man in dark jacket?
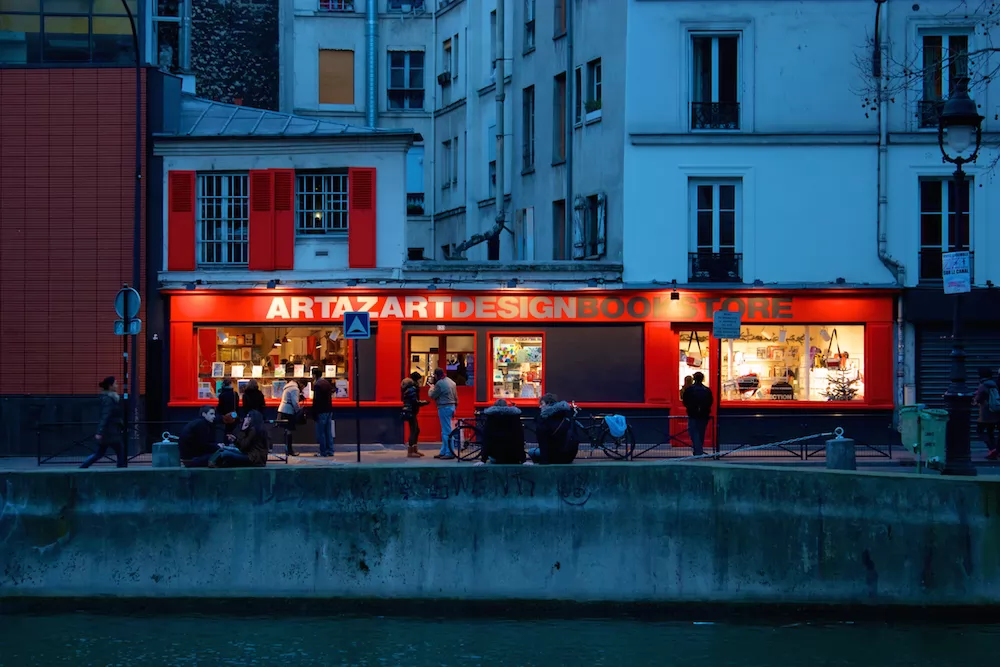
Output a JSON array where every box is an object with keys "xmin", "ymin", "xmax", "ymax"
[
  {"xmin": 216, "ymin": 379, "xmax": 240, "ymax": 437},
  {"xmin": 478, "ymin": 399, "xmax": 527, "ymax": 465},
  {"xmin": 682, "ymin": 371, "xmax": 713, "ymax": 456},
  {"xmin": 529, "ymin": 393, "xmax": 579, "ymax": 464},
  {"xmin": 180, "ymin": 406, "xmax": 222, "ymax": 467},
  {"xmin": 311, "ymin": 368, "xmax": 336, "ymax": 457},
  {"xmin": 974, "ymin": 366, "xmax": 1000, "ymax": 459}
]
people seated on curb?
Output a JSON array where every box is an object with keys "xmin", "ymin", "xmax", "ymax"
[
  {"xmin": 211, "ymin": 410, "xmax": 270, "ymax": 468},
  {"xmin": 528, "ymin": 393, "xmax": 579, "ymax": 464},
  {"xmin": 179, "ymin": 405, "xmax": 223, "ymax": 468},
  {"xmin": 475, "ymin": 399, "xmax": 528, "ymax": 466}
]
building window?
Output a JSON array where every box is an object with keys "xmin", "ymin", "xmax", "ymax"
[
  {"xmin": 197, "ymin": 173, "xmax": 249, "ymax": 266},
  {"xmin": 586, "ymin": 58, "xmax": 602, "ymax": 117},
  {"xmin": 920, "ymin": 34, "xmax": 969, "ymax": 128},
  {"xmin": 295, "ymin": 171, "xmax": 349, "ymax": 235},
  {"xmin": 919, "ymin": 177, "xmax": 972, "ymax": 281},
  {"xmin": 406, "ymin": 146, "xmax": 425, "ymax": 215},
  {"xmin": 318, "ymin": 49, "xmax": 354, "ymax": 105},
  {"xmin": 553, "ymin": 72, "xmax": 567, "ymax": 162},
  {"xmin": 574, "ymin": 66, "xmax": 583, "ymax": 124},
  {"xmin": 514, "ymin": 207, "xmax": 535, "ymax": 260},
  {"xmin": 489, "ymin": 10, "xmax": 497, "ymax": 77},
  {"xmin": 691, "ymin": 34, "xmax": 740, "ymax": 130},
  {"xmin": 524, "ymin": 0, "xmax": 535, "ymax": 51},
  {"xmin": 553, "ymin": 199, "xmax": 567, "ymax": 260},
  {"xmin": 195, "ymin": 326, "xmax": 352, "ymax": 402},
  {"xmin": 318, "ymin": 0, "xmax": 354, "ymax": 11},
  {"xmin": 387, "ymin": 0, "xmax": 424, "ymax": 11},
  {"xmin": 441, "ymin": 139, "xmax": 453, "ymax": 189},
  {"xmin": 492, "ymin": 336, "xmax": 543, "ymax": 399},
  {"xmin": 487, "ymin": 123, "xmax": 497, "ymax": 198},
  {"xmin": 584, "ymin": 194, "xmax": 603, "ymax": 258},
  {"xmin": 388, "ymin": 50, "xmax": 424, "ymax": 110},
  {"xmin": 408, "ymin": 334, "xmax": 475, "ymax": 387},
  {"xmin": 522, "ymin": 85, "xmax": 535, "ymax": 171},
  {"xmin": 689, "ymin": 179, "xmax": 742, "ymax": 282},
  {"xmin": 0, "ymin": 0, "xmax": 137, "ymax": 65},
  {"xmin": 719, "ymin": 325, "xmax": 866, "ymax": 402},
  {"xmin": 554, "ymin": 0, "xmax": 566, "ymax": 38}
]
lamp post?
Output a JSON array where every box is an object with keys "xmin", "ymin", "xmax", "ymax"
[{"xmin": 937, "ymin": 82, "xmax": 983, "ymax": 477}]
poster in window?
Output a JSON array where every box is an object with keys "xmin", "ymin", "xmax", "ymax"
[
  {"xmin": 274, "ymin": 366, "xmax": 285, "ymax": 378},
  {"xmin": 325, "ymin": 365, "xmax": 337, "ymax": 378},
  {"xmin": 335, "ymin": 379, "xmax": 350, "ymax": 398},
  {"xmin": 294, "ymin": 364, "xmax": 305, "ymax": 377},
  {"xmin": 231, "ymin": 364, "xmax": 246, "ymax": 378},
  {"xmin": 251, "ymin": 365, "xmax": 263, "ymax": 378},
  {"xmin": 211, "ymin": 362, "xmax": 225, "ymax": 378}
]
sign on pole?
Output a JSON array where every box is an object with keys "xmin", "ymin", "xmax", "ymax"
[
  {"xmin": 114, "ymin": 319, "xmax": 142, "ymax": 335},
  {"xmin": 343, "ymin": 311, "xmax": 371, "ymax": 339},
  {"xmin": 115, "ymin": 287, "xmax": 141, "ymax": 319},
  {"xmin": 942, "ymin": 251, "xmax": 972, "ymax": 295},
  {"xmin": 712, "ymin": 310, "xmax": 742, "ymax": 339}
]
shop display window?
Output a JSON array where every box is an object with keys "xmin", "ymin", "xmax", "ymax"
[
  {"xmin": 196, "ymin": 326, "xmax": 351, "ymax": 401},
  {"xmin": 408, "ymin": 334, "xmax": 475, "ymax": 387},
  {"xmin": 678, "ymin": 331, "xmax": 712, "ymax": 394},
  {"xmin": 492, "ymin": 335, "xmax": 543, "ymax": 399},
  {"xmin": 720, "ymin": 325, "xmax": 865, "ymax": 402}
]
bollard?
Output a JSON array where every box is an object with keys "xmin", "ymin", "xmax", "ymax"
[
  {"xmin": 152, "ymin": 432, "xmax": 181, "ymax": 468},
  {"xmin": 825, "ymin": 427, "xmax": 856, "ymax": 471}
]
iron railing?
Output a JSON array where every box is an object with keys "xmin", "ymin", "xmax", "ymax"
[
  {"xmin": 691, "ymin": 101, "xmax": 740, "ymax": 130},
  {"xmin": 919, "ymin": 249, "xmax": 973, "ymax": 284},
  {"xmin": 689, "ymin": 251, "xmax": 743, "ymax": 283},
  {"xmin": 318, "ymin": 0, "xmax": 354, "ymax": 10},
  {"xmin": 406, "ymin": 192, "xmax": 425, "ymax": 215}
]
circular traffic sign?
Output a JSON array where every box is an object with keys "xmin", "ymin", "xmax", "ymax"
[{"xmin": 115, "ymin": 287, "xmax": 141, "ymax": 319}]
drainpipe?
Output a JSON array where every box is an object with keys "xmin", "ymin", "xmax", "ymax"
[
  {"xmin": 429, "ymin": 3, "xmax": 437, "ymax": 258},
  {"xmin": 494, "ymin": 0, "xmax": 506, "ymax": 256},
  {"xmin": 179, "ymin": 0, "xmax": 191, "ymax": 72},
  {"xmin": 365, "ymin": 0, "xmax": 378, "ymax": 127},
  {"xmin": 565, "ymin": 0, "xmax": 573, "ymax": 249}
]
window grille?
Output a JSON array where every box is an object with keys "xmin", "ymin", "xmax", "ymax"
[
  {"xmin": 297, "ymin": 172, "xmax": 349, "ymax": 234},
  {"xmin": 197, "ymin": 173, "xmax": 249, "ymax": 266}
]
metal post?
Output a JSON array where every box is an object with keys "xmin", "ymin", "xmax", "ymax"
[
  {"xmin": 122, "ymin": 0, "xmax": 142, "ymax": 460},
  {"xmin": 942, "ymin": 162, "xmax": 976, "ymax": 476},
  {"xmin": 494, "ymin": 0, "xmax": 506, "ymax": 251},
  {"xmin": 354, "ymin": 341, "xmax": 361, "ymax": 463},
  {"xmin": 121, "ymin": 284, "xmax": 130, "ymax": 468}
]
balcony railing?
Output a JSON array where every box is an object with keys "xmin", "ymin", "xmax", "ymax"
[
  {"xmin": 318, "ymin": 0, "xmax": 354, "ymax": 11},
  {"xmin": 919, "ymin": 248, "xmax": 974, "ymax": 283},
  {"xmin": 918, "ymin": 99, "xmax": 945, "ymax": 129},
  {"xmin": 407, "ymin": 193, "xmax": 425, "ymax": 216},
  {"xmin": 689, "ymin": 252, "xmax": 743, "ymax": 283},
  {"xmin": 691, "ymin": 102, "xmax": 740, "ymax": 130},
  {"xmin": 388, "ymin": 0, "xmax": 424, "ymax": 11}
]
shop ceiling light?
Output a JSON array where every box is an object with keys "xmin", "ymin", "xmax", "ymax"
[
  {"xmin": 273, "ymin": 338, "xmax": 282, "ymax": 347},
  {"xmin": 282, "ymin": 335, "xmax": 292, "ymax": 344},
  {"xmin": 218, "ymin": 332, "xmax": 229, "ymax": 343}
]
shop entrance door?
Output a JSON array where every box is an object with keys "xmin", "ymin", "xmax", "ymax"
[
  {"xmin": 674, "ymin": 328, "xmax": 717, "ymax": 451},
  {"xmin": 406, "ymin": 333, "xmax": 476, "ymax": 444}
]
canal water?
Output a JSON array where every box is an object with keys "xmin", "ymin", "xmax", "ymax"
[{"xmin": 1, "ymin": 614, "xmax": 996, "ymax": 666}]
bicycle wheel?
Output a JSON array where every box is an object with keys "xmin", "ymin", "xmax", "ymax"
[
  {"xmin": 597, "ymin": 424, "xmax": 636, "ymax": 460},
  {"xmin": 448, "ymin": 423, "xmax": 484, "ymax": 461}
]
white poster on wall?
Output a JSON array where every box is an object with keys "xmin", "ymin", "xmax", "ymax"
[{"xmin": 942, "ymin": 251, "xmax": 971, "ymax": 295}]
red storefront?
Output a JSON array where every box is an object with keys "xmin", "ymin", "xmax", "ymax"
[{"xmin": 163, "ymin": 288, "xmax": 897, "ymax": 447}]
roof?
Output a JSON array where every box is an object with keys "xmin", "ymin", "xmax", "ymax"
[{"xmin": 156, "ymin": 94, "xmax": 414, "ymax": 139}]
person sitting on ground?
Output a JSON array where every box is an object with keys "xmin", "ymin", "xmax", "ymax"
[
  {"xmin": 179, "ymin": 405, "xmax": 223, "ymax": 468},
  {"xmin": 476, "ymin": 399, "xmax": 527, "ymax": 466},
  {"xmin": 528, "ymin": 393, "xmax": 579, "ymax": 464},
  {"xmin": 212, "ymin": 409, "xmax": 270, "ymax": 468}
]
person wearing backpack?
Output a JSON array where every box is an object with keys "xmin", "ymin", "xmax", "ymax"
[{"xmin": 973, "ymin": 367, "xmax": 1000, "ymax": 460}]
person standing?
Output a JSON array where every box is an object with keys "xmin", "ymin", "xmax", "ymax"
[
  {"xmin": 242, "ymin": 379, "xmax": 266, "ymax": 416},
  {"xmin": 216, "ymin": 378, "xmax": 240, "ymax": 438},
  {"xmin": 974, "ymin": 367, "xmax": 1000, "ymax": 460},
  {"xmin": 429, "ymin": 367, "xmax": 458, "ymax": 459},
  {"xmin": 80, "ymin": 376, "xmax": 125, "ymax": 469},
  {"xmin": 682, "ymin": 371, "xmax": 713, "ymax": 456},
  {"xmin": 310, "ymin": 368, "xmax": 336, "ymax": 457},
  {"xmin": 401, "ymin": 372, "xmax": 428, "ymax": 458},
  {"xmin": 276, "ymin": 380, "xmax": 301, "ymax": 457}
]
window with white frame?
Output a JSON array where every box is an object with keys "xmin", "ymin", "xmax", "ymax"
[
  {"xmin": 488, "ymin": 123, "xmax": 497, "ymax": 198},
  {"xmin": 318, "ymin": 0, "xmax": 354, "ymax": 11},
  {"xmin": 388, "ymin": 50, "xmax": 424, "ymax": 110},
  {"xmin": 197, "ymin": 173, "xmax": 249, "ymax": 266},
  {"xmin": 586, "ymin": 58, "xmax": 602, "ymax": 116},
  {"xmin": 522, "ymin": 85, "xmax": 535, "ymax": 171},
  {"xmin": 524, "ymin": 0, "xmax": 535, "ymax": 51},
  {"xmin": 920, "ymin": 33, "xmax": 970, "ymax": 128},
  {"xmin": 689, "ymin": 179, "xmax": 742, "ymax": 282},
  {"xmin": 919, "ymin": 177, "xmax": 972, "ymax": 281},
  {"xmin": 296, "ymin": 171, "xmax": 348, "ymax": 235},
  {"xmin": 691, "ymin": 34, "xmax": 740, "ymax": 130}
]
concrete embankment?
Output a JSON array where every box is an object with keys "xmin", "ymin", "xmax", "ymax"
[{"xmin": 1, "ymin": 463, "xmax": 999, "ymax": 610}]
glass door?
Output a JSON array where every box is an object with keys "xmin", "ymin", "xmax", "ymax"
[
  {"xmin": 407, "ymin": 333, "xmax": 477, "ymax": 444},
  {"xmin": 674, "ymin": 328, "xmax": 717, "ymax": 451}
]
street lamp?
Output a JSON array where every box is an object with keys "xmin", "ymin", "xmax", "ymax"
[{"xmin": 937, "ymin": 81, "xmax": 983, "ymax": 477}]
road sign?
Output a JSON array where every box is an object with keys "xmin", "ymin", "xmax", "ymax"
[
  {"xmin": 712, "ymin": 310, "xmax": 742, "ymax": 339},
  {"xmin": 942, "ymin": 251, "xmax": 971, "ymax": 295},
  {"xmin": 115, "ymin": 287, "xmax": 141, "ymax": 319},
  {"xmin": 115, "ymin": 319, "xmax": 142, "ymax": 336},
  {"xmin": 343, "ymin": 311, "xmax": 371, "ymax": 339}
]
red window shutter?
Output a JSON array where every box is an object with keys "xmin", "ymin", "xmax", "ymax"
[
  {"xmin": 167, "ymin": 171, "xmax": 196, "ymax": 271},
  {"xmin": 272, "ymin": 169, "xmax": 296, "ymax": 270},
  {"xmin": 348, "ymin": 167, "xmax": 377, "ymax": 268},
  {"xmin": 249, "ymin": 170, "xmax": 275, "ymax": 271}
]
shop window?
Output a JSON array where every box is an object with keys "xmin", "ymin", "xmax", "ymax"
[
  {"xmin": 197, "ymin": 173, "xmax": 250, "ymax": 266},
  {"xmin": 296, "ymin": 170, "xmax": 349, "ymax": 235},
  {"xmin": 408, "ymin": 334, "xmax": 475, "ymax": 387},
  {"xmin": 492, "ymin": 335, "xmax": 543, "ymax": 400},
  {"xmin": 195, "ymin": 325, "xmax": 351, "ymax": 401},
  {"xmin": 719, "ymin": 325, "xmax": 866, "ymax": 402}
]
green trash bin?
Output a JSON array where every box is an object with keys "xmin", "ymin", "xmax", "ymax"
[
  {"xmin": 918, "ymin": 408, "xmax": 949, "ymax": 469},
  {"xmin": 899, "ymin": 404, "xmax": 925, "ymax": 454}
]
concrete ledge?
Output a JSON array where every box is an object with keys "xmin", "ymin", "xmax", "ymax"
[{"xmin": 1, "ymin": 463, "xmax": 998, "ymax": 607}]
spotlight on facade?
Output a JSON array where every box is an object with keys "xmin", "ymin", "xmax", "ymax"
[
  {"xmin": 587, "ymin": 279, "xmax": 599, "ymax": 288},
  {"xmin": 507, "ymin": 279, "xmax": 518, "ymax": 288},
  {"xmin": 670, "ymin": 278, "xmax": 679, "ymax": 300},
  {"xmin": 428, "ymin": 283, "xmax": 437, "ymax": 290},
  {"xmin": 185, "ymin": 282, "xmax": 196, "ymax": 291},
  {"xmin": 753, "ymin": 279, "xmax": 764, "ymax": 287},
  {"xmin": 835, "ymin": 277, "xmax": 847, "ymax": 285},
  {"xmin": 347, "ymin": 279, "xmax": 358, "ymax": 286},
  {"xmin": 266, "ymin": 279, "xmax": 279, "ymax": 289}
]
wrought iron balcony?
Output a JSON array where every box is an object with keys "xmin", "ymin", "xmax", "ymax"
[
  {"xmin": 318, "ymin": 0, "xmax": 354, "ymax": 10},
  {"xmin": 407, "ymin": 193, "xmax": 425, "ymax": 216},
  {"xmin": 388, "ymin": 0, "xmax": 424, "ymax": 11},
  {"xmin": 918, "ymin": 99, "xmax": 945, "ymax": 129},
  {"xmin": 689, "ymin": 252, "xmax": 743, "ymax": 283},
  {"xmin": 691, "ymin": 102, "xmax": 740, "ymax": 130},
  {"xmin": 919, "ymin": 249, "xmax": 974, "ymax": 283}
]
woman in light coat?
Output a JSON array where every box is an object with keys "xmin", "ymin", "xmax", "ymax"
[{"xmin": 276, "ymin": 380, "xmax": 301, "ymax": 456}]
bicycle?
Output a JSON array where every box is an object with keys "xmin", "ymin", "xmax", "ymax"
[
  {"xmin": 448, "ymin": 413, "xmax": 487, "ymax": 461},
  {"xmin": 569, "ymin": 402, "xmax": 636, "ymax": 460}
]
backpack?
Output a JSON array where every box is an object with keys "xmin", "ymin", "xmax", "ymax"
[{"xmin": 988, "ymin": 387, "xmax": 1000, "ymax": 414}]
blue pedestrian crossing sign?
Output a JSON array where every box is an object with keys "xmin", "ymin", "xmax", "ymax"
[{"xmin": 343, "ymin": 311, "xmax": 371, "ymax": 339}]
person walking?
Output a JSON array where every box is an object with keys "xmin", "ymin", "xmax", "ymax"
[
  {"xmin": 80, "ymin": 376, "xmax": 125, "ymax": 468},
  {"xmin": 974, "ymin": 367, "xmax": 1000, "ymax": 460},
  {"xmin": 276, "ymin": 380, "xmax": 301, "ymax": 457},
  {"xmin": 401, "ymin": 372, "xmax": 428, "ymax": 458},
  {"xmin": 310, "ymin": 368, "xmax": 336, "ymax": 457},
  {"xmin": 681, "ymin": 371, "xmax": 713, "ymax": 456},
  {"xmin": 429, "ymin": 367, "xmax": 458, "ymax": 459}
]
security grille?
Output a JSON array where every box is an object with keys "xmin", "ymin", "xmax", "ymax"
[
  {"xmin": 197, "ymin": 174, "xmax": 249, "ymax": 265},
  {"xmin": 296, "ymin": 172, "xmax": 349, "ymax": 234}
]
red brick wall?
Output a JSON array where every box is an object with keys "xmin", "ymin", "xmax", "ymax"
[{"xmin": 0, "ymin": 68, "xmax": 147, "ymax": 396}]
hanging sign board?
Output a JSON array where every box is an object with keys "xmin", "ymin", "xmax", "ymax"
[
  {"xmin": 942, "ymin": 251, "xmax": 971, "ymax": 295},
  {"xmin": 713, "ymin": 310, "xmax": 742, "ymax": 339}
]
